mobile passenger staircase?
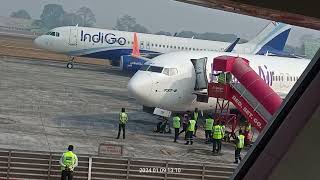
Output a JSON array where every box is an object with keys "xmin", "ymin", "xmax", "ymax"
[{"xmin": 207, "ymin": 56, "xmax": 283, "ymax": 132}]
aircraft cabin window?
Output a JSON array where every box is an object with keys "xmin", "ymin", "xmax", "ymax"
[
  {"xmin": 281, "ymin": 76, "xmax": 283, "ymax": 81},
  {"xmin": 182, "ymin": 47, "xmax": 184, "ymax": 50},
  {"xmin": 290, "ymin": 76, "xmax": 292, "ymax": 81},
  {"xmin": 56, "ymin": 32, "xmax": 60, "ymax": 37},
  {"xmin": 139, "ymin": 65, "xmax": 150, "ymax": 71},
  {"xmin": 155, "ymin": 44, "xmax": 158, "ymax": 47},
  {"xmin": 189, "ymin": 48, "xmax": 191, "ymax": 50},
  {"xmin": 167, "ymin": 45, "xmax": 169, "ymax": 48},
  {"xmin": 148, "ymin": 66, "xmax": 163, "ymax": 73}
]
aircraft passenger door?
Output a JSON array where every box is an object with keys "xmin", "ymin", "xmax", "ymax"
[
  {"xmin": 146, "ymin": 42, "xmax": 150, "ymax": 50},
  {"xmin": 191, "ymin": 57, "xmax": 208, "ymax": 90},
  {"xmin": 69, "ymin": 27, "xmax": 78, "ymax": 46}
]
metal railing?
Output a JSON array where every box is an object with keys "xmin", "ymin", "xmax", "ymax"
[{"xmin": 0, "ymin": 149, "xmax": 236, "ymax": 180}]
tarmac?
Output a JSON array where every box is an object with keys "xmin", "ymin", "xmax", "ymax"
[{"xmin": 0, "ymin": 55, "xmax": 247, "ymax": 164}]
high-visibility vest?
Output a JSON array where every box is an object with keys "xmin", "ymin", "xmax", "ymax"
[
  {"xmin": 172, "ymin": 116, "xmax": 181, "ymax": 128},
  {"xmin": 119, "ymin": 112, "xmax": 128, "ymax": 124},
  {"xmin": 187, "ymin": 119, "xmax": 196, "ymax": 132},
  {"xmin": 245, "ymin": 124, "xmax": 252, "ymax": 131},
  {"xmin": 193, "ymin": 112, "xmax": 199, "ymax": 121},
  {"xmin": 212, "ymin": 125, "xmax": 223, "ymax": 139},
  {"xmin": 221, "ymin": 125, "xmax": 226, "ymax": 134},
  {"xmin": 61, "ymin": 151, "xmax": 76, "ymax": 171},
  {"xmin": 218, "ymin": 73, "xmax": 226, "ymax": 83},
  {"xmin": 205, "ymin": 118, "xmax": 214, "ymax": 130},
  {"xmin": 237, "ymin": 135, "xmax": 245, "ymax": 148}
]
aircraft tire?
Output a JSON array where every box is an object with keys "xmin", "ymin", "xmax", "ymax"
[{"xmin": 67, "ymin": 63, "xmax": 73, "ymax": 69}]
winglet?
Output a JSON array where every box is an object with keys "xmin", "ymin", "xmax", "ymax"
[
  {"xmin": 224, "ymin": 38, "xmax": 240, "ymax": 52},
  {"xmin": 132, "ymin": 32, "xmax": 140, "ymax": 57}
]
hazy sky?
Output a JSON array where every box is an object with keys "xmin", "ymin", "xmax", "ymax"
[{"xmin": 1, "ymin": 0, "xmax": 320, "ymax": 46}]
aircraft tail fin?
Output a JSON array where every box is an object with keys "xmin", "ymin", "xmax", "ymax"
[
  {"xmin": 224, "ymin": 38, "xmax": 240, "ymax": 52},
  {"xmin": 244, "ymin": 21, "xmax": 292, "ymax": 54},
  {"xmin": 132, "ymin": 32, "xmax": 140, "ymax": 57}
]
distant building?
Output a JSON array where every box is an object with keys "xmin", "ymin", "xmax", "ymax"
[{"xmin": 304, "ymin": 39, "xmax": 320, "ymax": 59}]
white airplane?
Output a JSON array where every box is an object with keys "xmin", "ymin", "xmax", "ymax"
[
  {"xmin": 127, "ymin": 51, "xmax": 309, "ymax": 112},
  {"xmin": 33, "ymin": 22, "xmax": 292, "ymax": 69}
]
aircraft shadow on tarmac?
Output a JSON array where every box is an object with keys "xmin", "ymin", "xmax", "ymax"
[{"xmin": 4, "ymin": 58, "xmax": 134, "ymax": 77}]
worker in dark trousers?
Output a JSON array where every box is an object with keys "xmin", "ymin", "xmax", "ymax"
[
  {"xmin": 193, "ymin": 108, "xmax": 199, "ymax": 137},
  {"xmin": 212, "ymin": 122, "xmax": 224, "ymax": 155},
  {"xmin": 185, "ymin": 118, "xmax": 196, "ymax": 145},
  {"xmin": 60, "ymin": 145, "xmax": 78, "ymax": 180},
  {"xmin": 172, "ymin": 114, "xmax": 181, "ymax": 142},
  {"xmin": 234, "ymin": 130, "xmax": 245, "ymax": 164},
  {"xmin": 204, "ymin": 115, "xmax": 214, "ymax": 143},
  {"xmin": 179, "ymin": 112, "xmax": 190, "ymax": 140},
  {"xmin": 117, "ymin": 108, "xmax": 128, "ymax": 139}
]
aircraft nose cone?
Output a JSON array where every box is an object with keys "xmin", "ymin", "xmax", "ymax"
[
  {"xmin": 128, "ymin": 72, "xmax": 152, "ymax": 103},
  {"xmin": 33, "ymin": 36, "xmax": 45, "ymax": 48}
]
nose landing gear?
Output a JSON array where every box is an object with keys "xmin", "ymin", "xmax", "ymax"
[{"xmin": 67, "ymin": 56, "xmax": 75, "ymax": 69}]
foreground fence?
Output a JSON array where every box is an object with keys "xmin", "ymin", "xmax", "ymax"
[{"xmin": 0, "ymin": 149, "xmax": 236, "ymax": 180}]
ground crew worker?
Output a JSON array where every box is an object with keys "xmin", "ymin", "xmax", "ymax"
[
  {"xmin": 244, "ymin": 123, "xmax": 252, "ymax": 145},
  {"xmin": 60, "ymin": 145, "xmax": 78, "ymax": 180},
  {"xmin": 212, "ymin": 122, "xmax": 224, "ymax": 154},
  {"xmin": 117, "ymin": 107, "xmax": 128, "ymax": 139},
  {"xmin": 221, "ymin": 121, "xmax": 226, "ymax": 141},
  {"xmin": 234, "ymin": 130, "xmax": 245, "ymax": 164},
  {"xmin": 172, "ymin": 115, "xmax": 181, "ymax": 142},
  {"xmin": 185, "ymin": 118, "xmax": 196, "ymax": 145},
  {"xmin": 218, "ymin": 72, "xmax": 226, "ymax": 83},
  {"xmin": 193, "ymin": 108, "xmax": 199, "ymax": 137},
  {"xmin": 204, "ymin": 115, "xmax": 214, "ymax": 143},
  {"xmin": 179, "ymin": 112, "xmax": 190, "ymax": 140}
]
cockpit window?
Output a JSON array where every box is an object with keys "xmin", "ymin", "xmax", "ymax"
[
  {"xmin": 162, "ymin": 68, "xmax": 178, "ymax": 76},
  {"xmin": 148, "ymin": 66, "xmax": 163, "ymax": 73},
  {"xmin": 162, "ymin": 68, "xmax": 169, "ymax": 76},
  {"xmin": 45, "ymin": 31, "xmax": 59, "ymax": 37},
  {"xmin": 139, "ymin": 65, "xmax": 150, "ymax": 71}
]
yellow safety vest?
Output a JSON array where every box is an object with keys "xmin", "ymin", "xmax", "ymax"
[
  {"xmin": 172, "ymin": 116, "xmax": 181, "ymax": 128},
  {"xmin": 218, "ymin": 73, "xmax": 226, "ymax": 83},
  {"xmin": 61, "ymin": 151, "xmax": 76, "ymax": 171},
  {"xmin": 205, "ymin": 118, "xmax": 214, "ymax": 130},
  {"xmin": 119, "ymin": 112, "xmax": 128, "ymax": 124},
  {"xmin": 237, "ymin": 135, "xmax": 245, "ymax": 149},
  {"xmin": 245, "ymin": 124, "xmax": 252, "ymax": 131},
  {"xmin": 212, "ymin": 125, "xmax": 223, "ymax": 139},
  {"xmin": 193, "ymin": 112, "xmax": 199, "ymax": 121},
  {"xmin": 221, "ymin": 125, "xmax": 226, "ymax": 134},
  {"xmin": 187, "ymin": 120, "xmax": 196, "ymax": 132}
]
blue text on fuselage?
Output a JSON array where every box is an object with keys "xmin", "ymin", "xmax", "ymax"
[{"xmin": 80, "ymin": 30, "xmax": 126, "ymax": 45}]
